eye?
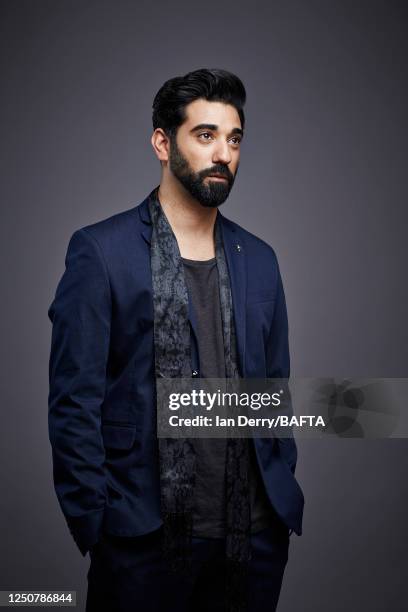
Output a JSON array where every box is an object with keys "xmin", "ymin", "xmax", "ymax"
[
  {"xmin": 229, "ymin": 136, "xmax": 242, "ymax": 146},
  {"xmin": 198, "ymin": 132, "xmax": 213, "ymax": 141}
]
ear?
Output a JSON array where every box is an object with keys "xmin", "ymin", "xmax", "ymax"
[{"xmin": 151, "ymin": 128, "xmax": 170, "ymax": 163}]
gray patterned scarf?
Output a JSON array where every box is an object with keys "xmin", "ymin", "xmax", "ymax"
[{"xmin": 148, "ymin": 186, "xmax": 251, "ymax": 612}]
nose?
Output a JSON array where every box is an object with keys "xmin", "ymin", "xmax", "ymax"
[{"xmin": 212, "ymin": 139, "xmax": 232, "ymax": 165}]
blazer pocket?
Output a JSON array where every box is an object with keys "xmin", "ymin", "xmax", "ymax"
[
  {"xmin": 247, "ymin": 291, "xmax": 275, "ymax": 304},
  {"xmin": 101, "ymin": 423, "xmax": 137, "ymax": 450}
]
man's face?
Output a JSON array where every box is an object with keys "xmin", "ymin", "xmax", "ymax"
[{"xmin": 168, "ymin": 99, "xmax": 243, "ymax": 208}]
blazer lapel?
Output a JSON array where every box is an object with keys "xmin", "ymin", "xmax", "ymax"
[
  {"xmin": 138, "ymin": 193, "xmax": 200, "ymax": 340},
  {"xmin": 218, "ymin": 212, "xmax": 247, "ymax": 377},
  {"xmin": 139, "ymin": 195, "xmax": 153, "ymax": 246}
]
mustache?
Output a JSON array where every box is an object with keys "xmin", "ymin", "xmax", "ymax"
[{"xmin": 200, "ymin": 165, "xmax": 234, "ymax": 182}]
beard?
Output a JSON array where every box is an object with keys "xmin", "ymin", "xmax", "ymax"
[{"xmin": 168, "ymin": 137, "xmax": 237, "ymax": 208}]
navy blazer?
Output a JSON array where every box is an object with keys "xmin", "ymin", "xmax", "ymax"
[{"xmin": 48, "ymin": 189, "xmax": 304, "ymax": 556}]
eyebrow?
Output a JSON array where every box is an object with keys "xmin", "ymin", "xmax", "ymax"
[{"xmin": 190, "ymin": 123, "xmax": 244, "ymax": 138}]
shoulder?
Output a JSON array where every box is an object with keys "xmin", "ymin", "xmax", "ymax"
[
  {"xmin": 79, "ymin": 204, "xmax": 141, "ymax": 243},
  {"xmin": 67, "ymin": 197, "xmax": 146, "ymax": 256},
  {"xmin": 220, "ymin": 213, "xmax": 279, "ymax": 266}
]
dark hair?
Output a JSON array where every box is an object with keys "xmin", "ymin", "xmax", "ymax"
[{"xmin": 152, "ymin": 68, "xmax": 246, "ymax": 139}]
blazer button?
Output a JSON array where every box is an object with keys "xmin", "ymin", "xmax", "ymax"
[{"xmin": 192, "ymin": 370, "xmax": 198, "ymax": 377}]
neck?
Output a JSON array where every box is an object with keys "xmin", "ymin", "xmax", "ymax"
[
  {"xmin": 157, "ymin": 173, "xmax": 217, "ymax": 240},
  {"xmin": 157, "ymin": 172, "xmax": 219, "ymax": 260}
]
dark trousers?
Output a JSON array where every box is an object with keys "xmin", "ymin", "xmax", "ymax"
[{"xmin": 86, "ymin": 521, "xmax": 289, "ymax": 612}]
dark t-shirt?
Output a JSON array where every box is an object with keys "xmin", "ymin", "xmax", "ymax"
[{"xmin": 181, "ymin": 255, "xmax": 275, "ymax": 538}]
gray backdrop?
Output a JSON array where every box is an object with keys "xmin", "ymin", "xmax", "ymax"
[{"xmin": 1, "ymin": 0, "xmax": 407, "ymax": 610}]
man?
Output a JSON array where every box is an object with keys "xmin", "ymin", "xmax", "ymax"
[{"xmin": 48, "ymin": 68, "xmax": 304, "ymax": 612}]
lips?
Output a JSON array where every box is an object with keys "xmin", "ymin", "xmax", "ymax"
[{"xmin": 208, "ymin": 174, "xmax": 228, "ymax": 180}]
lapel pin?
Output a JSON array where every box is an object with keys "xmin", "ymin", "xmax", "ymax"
[{"xmin": 236, "ymin": 243, "xmax": 242, "ymax": 252}]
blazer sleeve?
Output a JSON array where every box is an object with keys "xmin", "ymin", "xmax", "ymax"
[
  {"xmin": 47, "ymin": 228, "xmax": 111, "ymax": 556},
  {"xmin": 265, "ymin": 255, "xmax": 298, "ymax": 475}
]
